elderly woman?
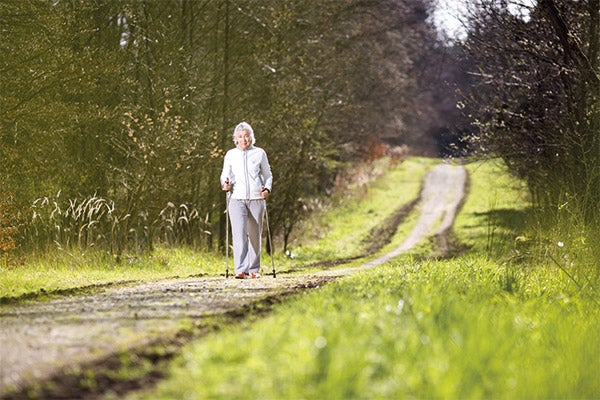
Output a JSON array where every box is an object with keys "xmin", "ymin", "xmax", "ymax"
[{"xmin": 221, "ymin": 122, "xmax": 273, "ymax": 279}]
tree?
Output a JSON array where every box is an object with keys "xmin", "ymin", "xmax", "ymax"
[
  {"xmin": 460, "ymin": 0, "xmax": 599, "ymax": 218},
  {"xmin": 1, "ymin": 0, "xmax": 450, "ymax": 256}
]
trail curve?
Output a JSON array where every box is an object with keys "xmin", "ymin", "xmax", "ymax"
[{"xmin": 323, "ymin": 161, "xmax": 467, "ymax": 275}]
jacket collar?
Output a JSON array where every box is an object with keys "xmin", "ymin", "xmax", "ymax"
[{"xmin": 236, "ymin": 145, "xmax": 254, "ymax": 151}]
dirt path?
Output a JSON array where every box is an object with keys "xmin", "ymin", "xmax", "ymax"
[
  {"xmin": 323, "ymin": 161, "xmax": 467, "ymax": 275},
  {"xmin": 0, "ymin": 162, "xmax": 466, "ymax": 399}
]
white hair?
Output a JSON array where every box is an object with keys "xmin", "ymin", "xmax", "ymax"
[{"xmin": 233, "ymin": 121, "xmax": 256, "ymax": 145}]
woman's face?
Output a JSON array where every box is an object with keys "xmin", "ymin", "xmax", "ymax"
[{"xmin": 236, "ymin": 129, "xmax": 251, "ymax": 150}]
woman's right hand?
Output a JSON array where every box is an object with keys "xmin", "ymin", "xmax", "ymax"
[{"xmin": 222, "ymin": 182, "xmax": 231, "ymax": 191}]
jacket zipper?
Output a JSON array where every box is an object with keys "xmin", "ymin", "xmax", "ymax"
[{"xmin": 243, "ymin": 150, "xmax": 250, "ymax": 199}]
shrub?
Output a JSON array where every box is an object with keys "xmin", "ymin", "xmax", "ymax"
[{"xmin": 0, "ymin": 192, "xmax": 18, "ymax": 267}]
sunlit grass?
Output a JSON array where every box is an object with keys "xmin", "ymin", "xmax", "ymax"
[
  {"xmin": 137, "ymin": 259, "xmax": 599, "ymax": 399},
  {"xmin": 0, "ymin": 247, "xmax": 223, "ymax": 299},
  {"xmin": 454, "ymin": 158, "xmax": 530, "ymax": 257},
  {"xmin": 288, "ymin": 157, "xmax": 437, "ymax": 261},
  {"xmin": 456, "ymin": 158, "xmax": 599, "ymax": 296}
]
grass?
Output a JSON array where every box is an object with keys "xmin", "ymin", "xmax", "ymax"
[
  {"xmin": 128, "ymin": 157, "xmax": 600, "ymax": 399},
  {"xmin": 3, "ymin": 156, "xmax": 599, "ymax": 398},
  {"xmin": 0, "ymin": 247, "xmax": 223, "ymax": 300},
  {"xmin": 288, "ymin": 156, "xmax": 437, "ymax": 261},
  {"xmin": 133, "ymin": 261, "xmax": 599, "ymax": 399},
  {"xmin": 453, "ymin": 158, "xmax": 531, "ymax": 257}
]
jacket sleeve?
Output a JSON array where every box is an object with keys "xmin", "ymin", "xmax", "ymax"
[
  {"xmin": 220, "ymin": 151, "xmax": 233, "ymax": 185},
  {"xmin": 261, "ymin": 150, "xmax": 273, "ymax": 191}
]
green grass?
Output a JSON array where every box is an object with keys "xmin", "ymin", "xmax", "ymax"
[
  {"xmin": 0, "ymin": 247, "xmax": 223, "ymax": 300},
  {"xmin": 134, "ymin": 261, "xmax": 599, "ymax": 399},
  {"xmin": 129, "ymin": 157, "xmax": 600, "ymax": 399},
  {"xmin": 289, "ymin": 157, "xmax": 437, "ymax": 261},
  {"xmin": 454, "ymin": 158, "xmax": 531, "ymax": 258}
]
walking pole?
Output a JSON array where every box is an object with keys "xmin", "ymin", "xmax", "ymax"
[
  {"xmin": 264, "ymin": 200, "xmax": 276, "ymax": 278},
  {"xmin": 225, "ymin": 184, "xmax": 231, "ymax": 279}
]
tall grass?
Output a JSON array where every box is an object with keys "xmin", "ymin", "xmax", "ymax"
[
  {"xmin": 528, "ymin": 199, "xmax": 600, "ymax": 297},
  {"xmin": 0, "ymin": 192, "xmax": 18, "ymax": 268},
  {"xmin": 453, "ymin": 158, "xmax": 530, "ymax": 259},
  {"xmin": 457, "ymin": 158, "xmax": 599, "ymax": 298},
  {"xmin": 17, "ymin": 192, "xmax": 212, "ymax": 256}
]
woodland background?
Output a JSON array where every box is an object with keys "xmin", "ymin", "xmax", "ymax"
[{"xmin": 1, "ymin": 0, "xmax": 598, "ymax": 266}]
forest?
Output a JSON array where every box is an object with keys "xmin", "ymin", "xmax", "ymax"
[{"xmin": 1, "ymin": 0, "xmax": 598, "ymax": 269}]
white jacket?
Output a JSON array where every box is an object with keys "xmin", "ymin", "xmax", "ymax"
[{"xmin": 220, "ymin": 146, "xmax": 273, "ymax": 200}]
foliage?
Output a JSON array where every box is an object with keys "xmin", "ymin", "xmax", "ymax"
[
  {"xmin": 0, "ymin": 0, "xmax": 451, "ymax": 257},
  {"xmin": 457, "ymin": 0, "xmax": 599, "ymax": 266},
  {"xmin": 0, "ymin": 192, "xmax": 18, "ymax": 267}
]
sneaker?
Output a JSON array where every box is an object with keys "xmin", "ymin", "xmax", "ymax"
[
  {"xmin": 250, "ymin": 272, "xmax": 261, "ymax": 279},
  {"xmin": 235, "ymin": 272, "xmax": 247, "ymax": 279}
]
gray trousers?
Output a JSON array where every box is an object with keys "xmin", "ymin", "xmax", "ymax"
[{"xmin": 228, "ymin": 199, "xmax": 265, "ymax": 274}]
